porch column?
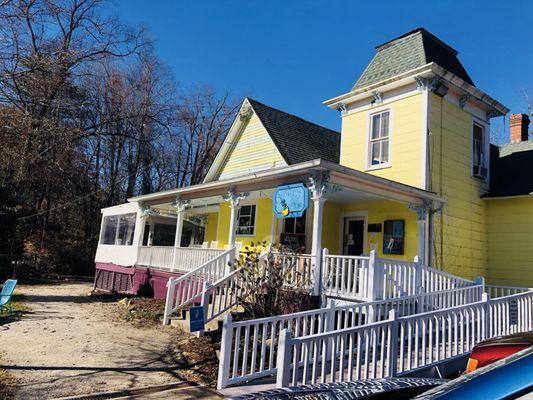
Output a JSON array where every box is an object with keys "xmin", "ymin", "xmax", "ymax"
[
  {"xmin": 408, "ymin": 200, "xmax": 432, "ymax": 265},
  {"xmin": 132, "ymin": 205, "xmax": 146, "ymax": 266},
  {"xmin": 308, "ymin": 170, "xmax": 338, "ymax": 296},
  {"xmin": 223, "ymin": 187, "xmax": 249, "ymax": 249},
  {"xmin": 171, "ymin": 198, "xmax": 191, "ymax": 271}
]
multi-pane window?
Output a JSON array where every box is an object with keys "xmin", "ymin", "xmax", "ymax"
[
  {"xmin": 369, "ymin": 111, "xmax": 390, "ymax": 167},
  {"xmin": 100, "ymin": 213, "xmax": 136, "ymax": 245},
  {"xmin": 236, "ymin": 205, "xmax": 256, "ymax": 235},
  {"xmin": 283, "ymin": 211, "xmax": 306, "ymax": 235},
  {"xmin": 473, "ymin": 123, "xmax": 487, "ymax": 179}
]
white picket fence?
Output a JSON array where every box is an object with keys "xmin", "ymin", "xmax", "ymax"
[
  {"xmin": 486, "ymin": 284, "xmax": 530, "ymax": 299},
  {"xmin": 276, "ymin": 290, "xmax": 533, "ymax": 388},
  {"xmin": 163, "ymin": 247, "xmax": 235, "ymax": 324},
  {"xmin": 216, "ymin": 283, "xmax": 485, "ymax": 389},
  {"xmin": 137, "ymin": 246, "xmax": 224, "ymax": 271}
]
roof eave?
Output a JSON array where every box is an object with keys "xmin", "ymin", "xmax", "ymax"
[
  {"xmin": 324, "ymin": 63, "xmax": 509, "ymax": 118},
  {"xmin": 323, "ymin": 64, "xmax": 434, "ymax": 108},
  {"xmin": 128, "ymin": 158, "xmax": 445, "ymax": 206}
]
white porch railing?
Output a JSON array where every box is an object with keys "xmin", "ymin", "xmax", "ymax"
[
  {"xmin": 137, "ymin": 246, "xmax": 224, "ymax": 271},
  {"xmin": 275, "ymin": 290, "xmax": 533, "ymax": 388},
  {"xmin": 201, "ymin": 268, "xmax": 244, "ymax": 325},
  {"xmin": 216, "ymin": 283, "xmax": 485, "ymax": 389},
  {"xmin": 273, "ymin": 252, "xmax": 314, "ymax": 289},
  {"xmin": 322, "ymin": 251, "xmax": 475, "ymax": 302},
  {"xmin": 163, "ymin": 247, "xmax": 235, "ymax": 324},
  {"xmin": 486, "ymin": 284, "xmax": 530, "ymax": 299},
  {"xmin": 322, "ymin": 251, "xmax": 371, "ymax": 299},
  {"xmin": 137, "ymin": 246, "xmax": 174, "ymax": 269}
]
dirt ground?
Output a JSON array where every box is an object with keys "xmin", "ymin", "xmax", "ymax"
[{"xmin": 0, "ymin": 281, "xmax": 219, "ymax": 399}]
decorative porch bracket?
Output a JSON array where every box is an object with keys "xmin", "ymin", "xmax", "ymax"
[
  {"xmin": 170, "ymin": 197, "xmax": 191, "ymax": 271},
  {"xmin": 223, "ymin": 187, "xmax": 249, "ymax": 248},
  {"xmin": 308, "ymin": 170, "xmax": 341, "ymax": 297},
  {"xmin": 407, "ymin": 199, "xmax": 434, "ymax": 265}
]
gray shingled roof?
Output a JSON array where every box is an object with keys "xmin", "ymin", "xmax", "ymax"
[
  {"xmin": 247, "ymin": 98, "xmax": 341, "ymax": 164},
  {"xmin": 484, "ymin": 142, "xmax": 533, "ymax": 198},
  {"xmin": 353, "ymin": 28, "xmax": 474, "ymax": 90}
]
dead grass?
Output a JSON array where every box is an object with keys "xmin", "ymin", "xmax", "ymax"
[
  {"xmin": 167, "ymin": 333, "xmax": 221, "ymax": 388},
  {"xmin": 114, "ymin": 297, "xmax": 166, "ymax": 328}
]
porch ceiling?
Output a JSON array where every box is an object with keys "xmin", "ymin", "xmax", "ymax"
[{"xmin": 128, "ymin": 159, "xmax": 445, "ymax": 207}]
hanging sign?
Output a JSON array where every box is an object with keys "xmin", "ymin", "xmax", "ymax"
[{"xmin": 273, "ymin": 183, "xmax": 309, "ymax": 219}]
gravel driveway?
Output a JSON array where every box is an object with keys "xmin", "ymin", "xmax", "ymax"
[{"xmin": 0, "ymin": 281, "xmax": 185, "ymax": 399}]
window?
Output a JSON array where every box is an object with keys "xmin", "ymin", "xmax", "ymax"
[
  {"xmin": 283, "ymin": 211, "xmax": 306, "ymax": 235},
  {"xmin": 383, "ymin": 220, "xmax": 404, "ymax": 255},
  {"xmin": 100, "ymin": 213, "xmax": 136, "ymax": 245},
  {"xmin": 473, "ymin": 123, "xmax": 487, "ymax": 179},
  {"xmin": 236, "ymin": 205, "xmax": 256, "ymax": 235},
  {"xmin": 368, "ymin": 110, "xmax": 390, "ymax": 167}
]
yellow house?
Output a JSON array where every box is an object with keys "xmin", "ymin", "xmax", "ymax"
[{"xmin": 94, "ymin": 28, "xmax": 533, "ymax": 298}]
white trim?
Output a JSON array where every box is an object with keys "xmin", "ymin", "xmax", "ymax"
[
  {"xmin": 421, "ymin": 87, "xmax": 430, "ymax": 190},
  {"xmin": 235, "ymin": 203, "xmax": 257, "ymax": 237},
  {"xmin": 203, "ymin": 98, "xmax": 288, "ymax": 183},
  {"xmin": 340, "ymin": 84, "xmax": 420, "ymax": 118},
  {"xmin": 338, "ymin": 211, "xmax": 368, "ymax": 256},
  {"xmin": 128, "ymin": 159, "xmax": 446, "ymax": 206},
  {"xmin": 471, "ymin": 118, "xmax": 489, "ymax": 183},
  {"xmin": 366, "ymin": 107, "xmax": 392, "ymax": 171},
  {"xmin": 324, "ymin": 63, "xmax": 509, "ymax": 118}
]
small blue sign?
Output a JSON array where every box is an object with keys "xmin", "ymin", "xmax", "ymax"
[
  {"xmin": 189, "ymin": 306, "xmax": 205, "ymax": 333},
  {"xmin": 273, "ymin": 183, "xmax": 309, "ymax": 219}
]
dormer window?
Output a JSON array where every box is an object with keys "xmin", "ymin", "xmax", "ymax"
[
  {"xmin": 368, "ymin": 110, "xmax": 390, "ymax": 168},
  {"xmin": 472, "ymin": 123, "xmax": 487, "ymax": 180}
]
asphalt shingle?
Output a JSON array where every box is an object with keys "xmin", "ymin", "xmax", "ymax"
[
  {"xmin": 353, "ymin": 28, "xmax": 474, "ymax": 90},
  {"xmin": 247, "ymin": 98, "xmax": 341, "ymax": 165}
]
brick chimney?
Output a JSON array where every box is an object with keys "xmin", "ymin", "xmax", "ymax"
[{"xmin": 510, "ymin": 113, "xmax": 530, "ymax": 143}]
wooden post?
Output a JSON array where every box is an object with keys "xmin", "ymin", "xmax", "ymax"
[
  {"xmin": 200, "ymin": 281, "xmax": 210, "ymax": 322},
  {"xmin": 387, "ymin": 309, "xmax": 399, "ymax": 377},
  {"xmin": 481, "ymin": 292, "xmax": 489, "ymax": 340},
  {"xmin": 367, "ymin": 250, "xmax": 381, "ymax": 300},
  {"xmin": 414, "ymin": 255, "xmax": 423, "ymax": 295},
  {"xmin": 163, "ymin": 277, "xmax": 174, "ymax": 325},
  {"xmin": 320, "ymin": 248, "xmax": 329, "ymax": 305},
  {"xmin": 474, "ymin": 276, "xmax": 486, "ymax": 294},
  {"xmin": 276, "ymin": 328, "xmax": 292, "ymax": 388},
  {"xmin": 217, "ymin": 314, "xmax": 233, "ymax": 390}
]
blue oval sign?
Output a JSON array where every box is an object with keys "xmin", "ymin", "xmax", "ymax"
[{"xmin": 273, "ymin": 183, "xmax": 309, "ymax": 219}]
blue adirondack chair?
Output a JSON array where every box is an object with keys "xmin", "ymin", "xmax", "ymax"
[{"xmin": 0, "ymin": 279, "xmax": 17, "ymax": 314}]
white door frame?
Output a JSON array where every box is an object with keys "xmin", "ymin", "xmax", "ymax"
[{"xmin": 339, "ymin": 211, "xmax": 368, "ymax": 256}]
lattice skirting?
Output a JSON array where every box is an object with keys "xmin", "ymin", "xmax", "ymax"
[{"xmin": 94, "ymin": 268, "xmax": 134, "ymax": 293}]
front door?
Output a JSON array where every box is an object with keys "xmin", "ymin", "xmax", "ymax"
[{"xmin": 343, "ymin": 218, "xmax": 365, "ymax": 256}]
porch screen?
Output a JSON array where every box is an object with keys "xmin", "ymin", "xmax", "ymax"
[{"xmin": 100, "ymin": 213, "xmax": 136, "ymax": 245}]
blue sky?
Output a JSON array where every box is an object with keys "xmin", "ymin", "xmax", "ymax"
[{"xmin": 114, "ymin": 0, "xmax": 533, "ymax": 143}]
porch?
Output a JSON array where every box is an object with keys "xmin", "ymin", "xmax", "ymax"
[{"xmin": 94, "ymin": 159, "xmax": 444, "ymax": 298}]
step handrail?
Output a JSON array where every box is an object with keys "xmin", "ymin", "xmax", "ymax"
[{"xmin": 163, "ymin": 247, "xmax": 235, "ymax": 324}]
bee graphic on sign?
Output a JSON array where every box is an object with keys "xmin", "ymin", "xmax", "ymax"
[{"xmin": 281, "ymin": 199, "xmax": 290, "ymax": 217}]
